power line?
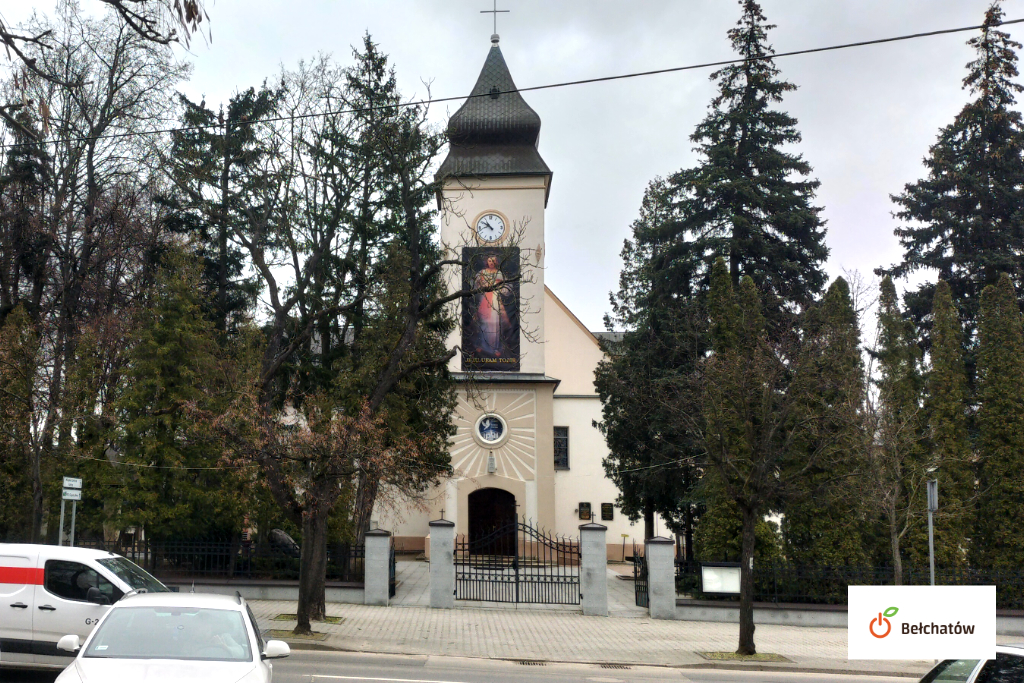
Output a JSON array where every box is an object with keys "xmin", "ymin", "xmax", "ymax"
[
  {"xmin": 71, "ymin": 454, "xmax": 255, "ymax": 470},
  {"xmin": 72, "ymin": 449, "xmax": 450, "ymax": 471},
  {"xmin": 3, "ymin": 16, "xmax": 1021, "ymax": 151},
  {"xmin": 615, "ymin": 456, "xmax": 697, "ymax": 474}
]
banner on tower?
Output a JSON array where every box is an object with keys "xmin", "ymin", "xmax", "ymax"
[{"xmin": 462, "ymin": 246, "xmax": 520, "ymax": 372}]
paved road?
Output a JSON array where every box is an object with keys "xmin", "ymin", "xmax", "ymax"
[
  {"xmin": 272, "ymin": 651, "xmax": 918, "ymax": 683},
  {"xmin": 2, "ymin": 650, "xmax": 921, "ymax": 683}
]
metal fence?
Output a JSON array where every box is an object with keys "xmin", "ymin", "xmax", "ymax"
[
  {"xmin": 389, "ymin": 541, "xmax": 397, "ymax": 598},
  {"xmin": 77, "ymin": 538, "xmax": 365, "ymax": 583},
  {"xmin": 676, "ymin": 560, "xmax": 1024, "ymax": 610}
]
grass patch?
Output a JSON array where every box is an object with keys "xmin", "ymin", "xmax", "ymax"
[
  {"xmin": 699, "ymin": 651, "xmax": 790, "ymax": 662},
  {"xmin": 264, "ymin": 629, "xmax": 328, "ymax": 641},
  {"xmin": 271, "ymin": 613, "xmax": 343, "ymax": 624}
]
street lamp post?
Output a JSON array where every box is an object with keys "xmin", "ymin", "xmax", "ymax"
[{"xmin": 927, "ymin": 479, "xmax": 938, "ymax": 586}]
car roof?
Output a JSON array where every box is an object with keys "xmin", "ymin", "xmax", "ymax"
[
  {"xmin": 0, "ymin": 543, "xmax": 118, "ymax": 561},
  {"xmin": 115, "ymin": 591, "xmax": 246, "ymax": 610},
  {"xmin": 1000, "ymin": 643, "xmax": 1024, "ymax": 653}
]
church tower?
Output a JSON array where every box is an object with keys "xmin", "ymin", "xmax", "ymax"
[{"xmin": 434, "ymin": 34, "xmax": 556, "ymax": 539}]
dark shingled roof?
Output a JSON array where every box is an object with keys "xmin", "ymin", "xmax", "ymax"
[
  {"xmin": 592, "ymin": 331, "xmax": 625, "ymax": 344},
  {"xmin": 436, "ymin": 41, "xmax": 551, "ymax": 184}
]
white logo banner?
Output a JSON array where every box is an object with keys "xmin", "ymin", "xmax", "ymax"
[{"xmin": 848, "ymin": 586, "xmax": 996, "ymax": 660}]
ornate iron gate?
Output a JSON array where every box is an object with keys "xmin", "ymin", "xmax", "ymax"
[
  {"xmin": 455, "ymin": 520, "xmax": 580, "ymax": 604},
  {"xmin": 631, "ymin": 544, "xmax": 649, "ymax": 607}
]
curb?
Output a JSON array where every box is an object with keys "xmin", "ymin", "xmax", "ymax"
[
  {"xmin": 284, "ymin": 641, "xmax": 351, "ymax": 652},
  {"xmin": 276, "ymin": 640, "xmax": 924, "ymax": 678},
  {"xmin": 679, "ymin": 662, "xmax": 921, "ymax": 678}
]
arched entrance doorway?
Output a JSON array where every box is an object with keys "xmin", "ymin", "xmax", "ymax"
[{"xmin": 468, "ymin": 488, "xmax": 516, "ymax": 555}]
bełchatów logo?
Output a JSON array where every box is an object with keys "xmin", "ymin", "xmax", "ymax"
[{"xmin": 870, "ymin": 606, "xmax": 899, "ymax": 638}]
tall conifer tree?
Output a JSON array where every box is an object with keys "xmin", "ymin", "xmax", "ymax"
[
  {"xmin": 703, "ymin": 259, "xmax": 767, "ymax": 654},
  {"xmin": 884, "ymin": 2, "xmax": 1024, "ymax": 363},
  {"xmin": 114, "ymin": 253, "xmax": 243, "ymax": 539},
  {"xmin": 599, "ymin": 0, "xmax": 828, "ymax": 553},
  {"xmin": 782, "ymin": 278, "xmax": 868, "ymax": 567},
  {"xmin": 701, "ymin": 261, "xmax": 862, "ymax": 654},
  {"xmin": 865, "ymin": 276, "xmax": 928, "ymax": 582},
  {"xmin": 163, "ymin": 86, "xmax": 281, "ymax": 333},
  {"xmin": 971, "ymin": 273, "xmax": 1024, "ymax": 569},
  {"xmin": 597, "ymin": 181, "xmax": 703, "ymax": 544},
  {"xmin": 668, "ymin": 0, "xmax": 828, "ymax": 332},
  {"xmin": 923, "ymin": 281, "xmax": 973, "ymax": 568},
  {"xmin": 0, "ymin": 110, "xmax": 51, "ymax": 326}
]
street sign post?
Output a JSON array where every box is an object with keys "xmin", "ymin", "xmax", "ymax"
[
  {"xmin": 927, "ymin": 479, "xmax": 938, "ymax": 586},
  {"xmin": 59, "ymin": 476, "xmax": 83, "ymax": 547},
  {"xmin": 58, "ymin": 498, "xmax": 65, "ymax": 547}
]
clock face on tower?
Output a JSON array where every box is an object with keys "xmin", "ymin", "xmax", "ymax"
[{"xmin": 475, "ymin": 213, "xmax": 506, "ymax": 243}]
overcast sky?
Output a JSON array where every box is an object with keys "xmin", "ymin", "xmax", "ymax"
[{"xmin": 3, "ymin": 0, "xmax": 1021, "ymax": 332}]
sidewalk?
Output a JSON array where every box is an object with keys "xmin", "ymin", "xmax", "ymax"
[
  {"xmin": 245, "ymin": 561, "xmax": 947, "ymax": 677},
  {"xmin": 248, "ymin": 598, "xmax": 943, "ymax": 676}
]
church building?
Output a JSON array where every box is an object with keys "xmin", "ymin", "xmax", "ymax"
[{"xmin": 378, "ymin": 35, "xmax": 665, "ymax": 558}]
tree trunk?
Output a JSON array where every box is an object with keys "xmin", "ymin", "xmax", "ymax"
[
  {"xmin": 737, "ymin": 504, "xmax": 757, "ymax": 655},
  {"xmin": 295, "ymin": 512, "xmax": 328, "ymax": 634},
  {"xmin": 890, "ymin": 515, "xmax": 903, "ymax": 586},
  {"xmin": 644, "ymin": 502, "xmax": 655, "ymax": 541},
  {"xmin": 29, "ymin": 443, "xmax": 43, "ymax": 543},
  {"xmin": 353, "ymin": 471, "xmax": 379, "ymax": 546}
]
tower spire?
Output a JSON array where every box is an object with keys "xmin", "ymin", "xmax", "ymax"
[{"xmin": 436, "ymin": 29, "xmax": 551, "ymax": 201}]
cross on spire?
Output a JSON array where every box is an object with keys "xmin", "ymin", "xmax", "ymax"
[{"xmin": 480, "ymin": 0, "xmax": 509, "ymax": 38}]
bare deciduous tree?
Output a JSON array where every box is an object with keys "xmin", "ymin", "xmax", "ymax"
[{"xmin": 0, "ymin": 1, "xmax": 187, "ymax": 540}]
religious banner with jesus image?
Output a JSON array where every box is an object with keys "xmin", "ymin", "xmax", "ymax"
[{"xmin": 462, "ymin": 247, "xmax": 520, "ymax": 371}]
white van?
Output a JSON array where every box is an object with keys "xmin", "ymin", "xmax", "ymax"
[{"xmin": 0, "ymin": 543, "xmax": 169, "ymax": 670}]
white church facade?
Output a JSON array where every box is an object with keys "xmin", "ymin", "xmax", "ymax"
[{"xmin": 377, "ymin": 36, "xmax": 664, "ymax": 558}]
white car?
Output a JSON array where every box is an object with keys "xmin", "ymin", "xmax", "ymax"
[
  {"xmin": 918, "ymin": 644, "xmax": 1024, "ymax": 682},
  {"xmin": 53, "ymin": 592, "xmax": 290, "ymax": 683},
  {"xmin": 1, "ymin": 543, "xmax": 170, "ymax": 669}
]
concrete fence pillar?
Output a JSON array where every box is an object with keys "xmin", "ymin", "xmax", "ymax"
[
  {"xmin": 646, "ymin": 536, "xmax": 676, "ymax": 619},
  {"xmin": 363, "ymin": 529, "xmax": 391, "ymax": 606},
  {"xmin": 428, "ymin": 519, "xmax": 455, "ymax": 609},
  {"xmin": 579, "ymin": 523, "xmax": 608, "ymax": 617}
]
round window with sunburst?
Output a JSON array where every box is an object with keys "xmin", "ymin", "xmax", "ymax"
[{"xmin": 476, "ymin": 414, "xmax": 505, "ymax": 444}]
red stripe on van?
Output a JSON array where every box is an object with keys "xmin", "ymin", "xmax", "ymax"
[{"xmin": 0, "ymin": 566, "xmax": 44, "ymax": 585}]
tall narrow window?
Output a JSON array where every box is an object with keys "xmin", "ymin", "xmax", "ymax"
[{"xmin": 554, "ymin": 426, "xmax": 569, "ymax": 470}]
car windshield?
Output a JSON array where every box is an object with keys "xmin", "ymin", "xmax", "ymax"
[
  {"xmin": 84, "ymin": 606, "xmax": 252, "ymax": 662},
  {"xmin": 96, "ymin": 557, "xmax": 169, "ymax": 593},
  {"xmin": 920, "ymin": 659, "xmax": 982, "ymax": 683}
]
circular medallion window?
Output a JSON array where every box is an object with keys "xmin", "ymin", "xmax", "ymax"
[{"xmin": 474, "ymin": 413, "xmax": 507, "ymax": 446}]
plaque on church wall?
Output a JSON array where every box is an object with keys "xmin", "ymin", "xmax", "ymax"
[
  {"xmin": 601, "ymin": 503, "xmax": 614, "ymax": 521},
  {"xmin": 462, "ymin": 247, "xmax": 520, "ymax": 372},
  {"xmin": 578, "ymin": 502, "xmax": 591, "ymax": 521}
]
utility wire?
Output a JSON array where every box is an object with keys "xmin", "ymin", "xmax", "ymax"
[
  {"xmin": 71, "ymin": 450, "xmax": 450, "ymax": 472},
  {"xmin": 71, "ymin": 454, "xmax": 256, "ymax": 470},
  {"xmin": 615, "ymin": 457, "xmax": 697, "ymax": 474},
  {"xmin": 3, "ymin": 16, "xmax": 1022, "ymax": 150}
]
